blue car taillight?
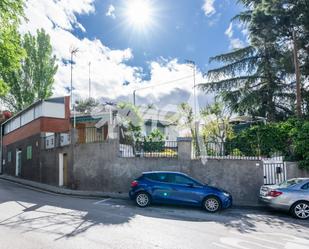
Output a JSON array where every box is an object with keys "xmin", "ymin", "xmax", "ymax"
[{"xmin": 131, "ymin": 180, "xmax": 139, "ymax": 188}]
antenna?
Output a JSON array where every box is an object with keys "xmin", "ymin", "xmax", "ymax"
[{"xmin": 88, "ymin": 61, "xmax": 91, "ymax": 99}]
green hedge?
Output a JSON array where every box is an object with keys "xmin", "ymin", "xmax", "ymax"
[{"xmin": 227, "ymin": 119, "xmax": 309, "ymax": 169}]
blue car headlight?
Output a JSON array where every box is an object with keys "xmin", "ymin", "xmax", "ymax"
[{"xmin": 223, "ymin": 192, "xmax": 230, "ymax": 197}]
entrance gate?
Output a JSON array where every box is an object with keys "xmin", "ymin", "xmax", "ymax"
[{"xmin": 263, "ymin": 162, "xmax": 287, "ymax": 185}]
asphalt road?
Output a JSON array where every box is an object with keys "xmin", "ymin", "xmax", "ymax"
[{"xmin": 0, "ymin": 179, "xmax": 308, "ymax": 249}]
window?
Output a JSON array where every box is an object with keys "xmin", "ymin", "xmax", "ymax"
[
  {"xmin": 279, "ymin": 178, "xmax": 305, "ymax": 188},
  {"xmin": 170, "ymin": 175, "xmax": 196, "ymax": 185},
  {"xmin": 146, "ymin": 173, "xmax": 169, "ymax": 183},
  {"xmin": 27, "ymin": 146, "xmax": 32, "ymax": 160},
  {"xmin": 301, "ymin": 183, "xmax": 309, "ymax": 190},
  {"xmin": 8, "ymin": 151, "xmax": 11, "ymax": 162}
]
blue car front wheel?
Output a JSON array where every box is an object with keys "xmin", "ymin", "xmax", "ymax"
[{"xmin": 203, "ymin": 196, "xmax": 221, "ymax": 213}]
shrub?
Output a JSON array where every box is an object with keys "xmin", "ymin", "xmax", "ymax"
[
  {"xmin": 226, "ymin": 118, "xmax": 309, "ymax": 169},
  {"xmin": 227, "ymin": 123, "xmax": 290, "ymax": 157},
  {"xmin": 292, "ymin": 122, "xmax": 309, "ymax": 169},
  {"xmin": 143, "ymin": 129, "xmax": 165, "ymax": 152}
]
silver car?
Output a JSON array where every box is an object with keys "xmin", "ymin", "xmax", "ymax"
[{"xmin": 259, "ymin": 178, "xmax": 309, "ymax": 219}]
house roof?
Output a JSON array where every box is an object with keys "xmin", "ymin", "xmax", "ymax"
[{"xmin": 1, "ymin": 96, "xmax": 66, "ymax": 126}]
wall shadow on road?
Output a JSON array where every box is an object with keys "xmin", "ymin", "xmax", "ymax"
[{"xmin": 0, "ymin": 180, "xmax": 308, "ymax": 241}]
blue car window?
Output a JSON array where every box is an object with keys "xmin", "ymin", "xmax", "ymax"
[
  {"xmin": 170, "ymin": 175, "xmax": 196, "ymax": 185},
  {"xmin": 146, "ymin": 173, "xmax": 169, "ymax": 183}
]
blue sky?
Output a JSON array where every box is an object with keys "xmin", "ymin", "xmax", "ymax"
[
  {"xmin": 20, "ymin": 0, "xmax": 247, "ymax": 107},
  {"xmin": 76, "ymin": 0, "xmax": 245, "ymax": 77}
]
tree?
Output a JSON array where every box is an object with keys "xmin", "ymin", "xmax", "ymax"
[
  {"xmin": 1, "ymin": 29, "xmax": 58, "ymax": 111},
  {"xmin": 117, "ymin": 102, "xmax": 143, "ymax": 144},
  {"xmin": 0, "ymin": 0, "xmax": 24, "ymax": 96},
  {"xmin": 201, "ymin": 102, "xmax": 234, "ymax": 144},
  {"xmin": 75, "ymin": 98, "xmax": 99, "ymax": 113},
  {"xmin": 199, "ymin": 0, "xmax": 300, "ymax": 121},
  {"xmin": 177, "ymin": 102, "xmax": 199, "ymax": 155},
  {"xmin": 256, "ymin": 0, "xmax": 309, "ymax": 116}
]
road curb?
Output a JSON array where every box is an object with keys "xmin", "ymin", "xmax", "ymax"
[
  {"xmin": 0, "ymin": 174, "xmax": 264, "ymax": 209},
  {"xmin": 0, "ymin": 175, "xmax": 128, "ymax": 200}
]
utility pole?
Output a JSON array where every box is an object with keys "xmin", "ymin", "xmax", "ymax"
[
  {"xmin": 69, "ymin": 46, "xmax": 79, "ymax": 128},
  {"xmin": 133, "ymin": 90, "xmax": 136, "ymax": 106},
  {"xmin": 88, "ymin": 61, "xmax": 91, "ymax": 99},
  {"xmin": 185, "ymin": 60, "xmax": 197, "ymax": 120},
  {"xmin": 292, "ymin": 30, "xmax": 302, "ymax": 118},
  {"xmin": 186, "ymin": 59, "xmax": 200, "ymax": 156}
]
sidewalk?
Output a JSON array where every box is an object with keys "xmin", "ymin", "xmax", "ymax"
[
  {"xmin": 0, "ymin": 174, "xmax": 127, "ymax": 199},
  {"xmin": 0, "ymin": 174, "xmax": 264, "ymax": 209}
]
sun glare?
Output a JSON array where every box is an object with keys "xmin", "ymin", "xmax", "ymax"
[{"xmin": 125, "ymin": 0, "xmax": 154, "ymax": 30}]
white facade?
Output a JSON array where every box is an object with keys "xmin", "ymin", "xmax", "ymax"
[{"xmin": 3, "ymin": 98, "xmax": 66, "ymax": 135}]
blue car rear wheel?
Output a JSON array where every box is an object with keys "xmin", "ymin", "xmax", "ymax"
[{"xmin": 135, "ymin": 192, "xmax": 151, "ymax": 207}]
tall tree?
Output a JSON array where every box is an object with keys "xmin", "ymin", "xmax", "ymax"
[
  {"xmin": 256, "ymin": 0, "xmax": 309, "ymax": 116},
  {"xmin": 2, "ymin": 29, "xmax": 58, "ymax": 111},
  {"xmin": 0, "ymin": 0, "xmax": 24, "ymax": 96},
  {"xmin": 200, "ymin": 0, "xmax": 299, "ymax": 121}
]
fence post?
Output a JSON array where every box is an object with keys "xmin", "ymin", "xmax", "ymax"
[{"xmin": 177, "ymin": 137, "xmax": 192, "ymax": 161}]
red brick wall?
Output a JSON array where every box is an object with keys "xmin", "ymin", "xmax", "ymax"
[
  {"xmin": 3, "ymin": 117, "xmax": 70, "ymax": 146},
  {"xmin": 3, "ymin": 119, "xmax": 41, "ymax": 146},
  {"xmin": 3, "ymin": 96, "xmax": 71, "ymax": 146}
]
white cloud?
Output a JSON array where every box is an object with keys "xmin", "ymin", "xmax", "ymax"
[
  {"xmin": 106, "ymin": 4, "xmax": 116, "ymax": 19},
  {"xmin": 224, "ymin": 22, "xmax": 245, "ymax": 50},
  {"xmin": 225, "ymin": 23, "xmax": 233, "ymax": 38},
  {"xmin": 229, "ymin": 38, "xmax": 245, "ymax": 49},
  {"xmin": 202, "ymin": 0, "xmax": 216, "ymax": 17},
  {"xmin": 19, "ymin": 0, "xmax": 209, "ymax": 108}
]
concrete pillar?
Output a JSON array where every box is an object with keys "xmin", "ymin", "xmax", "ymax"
[
  {"xmin": 177, "ymin": 137, "xmax": 192, "ymax": 161},
  {"xmin": 70, "ymin": 128, "xmax": 79, "ymax": 144}
]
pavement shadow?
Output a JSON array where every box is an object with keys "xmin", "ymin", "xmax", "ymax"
[{"xmin": 0, "ymin": 179, "xmax": 308, "ymax": 241}]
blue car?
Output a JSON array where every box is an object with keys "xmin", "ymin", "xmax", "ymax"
[{"xmin": 129, "ymin": 171, "xmax": 232, "ymax": 212}]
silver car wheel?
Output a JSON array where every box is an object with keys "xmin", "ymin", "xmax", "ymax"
[
  {"xmin": 136, "ymin": 193, "xmax": 149, "ymax": 207},
  {"xmin": 294, "ymin": 203, "xmax": 309, "ymax": 219},
  {"xmin": 205, "ymin": 198, "xmax": 219, "ymax": 212}
]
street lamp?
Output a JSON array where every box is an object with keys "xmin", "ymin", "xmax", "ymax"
[{"xmin": 69, "ymin": 46, "xmax": 78, "ymax": 128}]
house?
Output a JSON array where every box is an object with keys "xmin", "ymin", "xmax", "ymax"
[
  {"xmin": 0, "ymin": 97, "xmax": 180, "ymax": 186},
  {"xmin": 0, "ymin": 97, "xmax": 71, "ymax": 181},
  {"xmin": 139, "ymin": 106, "xmax": 179, "ymax": 140}
]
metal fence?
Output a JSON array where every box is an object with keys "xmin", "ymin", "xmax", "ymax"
[
  {"xmin": 119, "ymin": 140, "xmax": 178, "ymax": 158},
  {"xmin": 192, "ymin": 141, "xmax": 284, "ymax": 161}
]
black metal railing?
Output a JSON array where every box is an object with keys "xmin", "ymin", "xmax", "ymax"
[
  {"xmin": 192, "ymin": 141, "xmax": 284, "ymax": 161},
  {"xmin": 119, "ymin": 140, "xmax": 178, "ymax": 158}
]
